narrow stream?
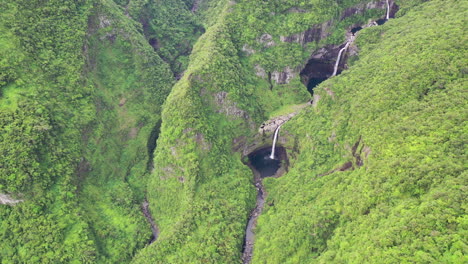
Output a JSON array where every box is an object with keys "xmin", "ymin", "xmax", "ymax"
[
  {"xmin": 242, "ymin": 178, "xmax": 265, "ymax": 263},
  {"xmin": 142, "ymin": 198, "xmax": 159, "ymax": 244},
  {"xmin": 242, "ymin": 144, "xmax": 287, "ymax": 263}
]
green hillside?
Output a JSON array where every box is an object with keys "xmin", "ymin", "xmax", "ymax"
[{"xmin": 0, "ymin": 0, "xmax": 466, "ymax": 263}]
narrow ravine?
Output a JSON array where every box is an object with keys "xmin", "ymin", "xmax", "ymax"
[
  {"xmin": 146, "ymin": 120, "xmax": 162, "ymax": 171},
  {"xmin": 242, "ymin": 125, "xmax": 286, "ymax": 264},
  {"xmin": 141, "ymin": 198, "xmax": 159, "ymax": 244},
  {"xmin": 242, "ymin": 178, "xmax": 266, "ymax": 264}
]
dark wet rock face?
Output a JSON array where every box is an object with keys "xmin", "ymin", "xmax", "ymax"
[
  {"xmin": 248, "ymin": 146, "xmax": 287, "ymax": 178},
  {"xmin": 389, "ymin": 1, "xmax": 400, "ymax": 18},
  {"xmin": 300, "ymin": 46, "xmax": 342, "ymax": 95},
  {"xmin": 376, "ymin": 18, "xmax": 387, "ymax": 25},
  {"xmin": 306, "ymin": 77, "xmax": 328, "ymax": 95},
  {"xmin": 280, "ymin": 21, "xmax": 332, "ymax": 46},
  {"xmin": 351, "ymin": 26, "xmax": 363, "ymax": 34}
]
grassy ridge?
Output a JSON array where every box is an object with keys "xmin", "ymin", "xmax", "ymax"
[{"xmin": 132, "ymin": 16, "xmax": 258, "ymax": 263}]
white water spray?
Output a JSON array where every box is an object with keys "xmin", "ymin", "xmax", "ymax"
[
  {"xmin": 332, "ymin": 41, "xmax": 351, "ymax": 77},
  {"xmin": 269, "ymin": 125, "xmax": 282, "ymax": 159},
  {"xmin": 386, "ymin": 0, "xmax": 390, "ymax": 20}
]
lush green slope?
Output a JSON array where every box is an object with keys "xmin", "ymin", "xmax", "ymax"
[
  {"xmin": 254, "ymin": 0, "xmax": 467, "ymax": 263},
  {"xmin": 135, "ymin": 0, "xmax": 466, "ymax": 263},
  {"xmin": 0, "ymin": 0, "xmax": 174, "ymax": 262},
  {"xmin": 0, "ymin": 0, "xmax": 99, "ymax": 262},
  {"xmin": 132, "ymin": 13, "xmax": 259, "ymax": 263},
  {"xmin": 77, "ymin": 0, "xmax": 175, "ymax": 261},
  {"xmin": 0, "ymin": 0, "xmax": 465, "ymax": 263}
]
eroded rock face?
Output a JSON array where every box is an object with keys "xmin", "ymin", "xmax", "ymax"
[
  {"xmin": 0, "ymin": 193, "xmax": 23, "ymax": 205},
  {"xmin": 286, "ymin": 7, "xmax": 307, "ymax": 13},
  {"xmin": 254, "ymin": 64, "xmax": 267, "ymax": 78},
  {"xmin": 300, "ymin": 45, "xmax": 342, "ymax": 89},
  {"xmin": 258, "ymin": 34, "xmax": 275, "ymax": 47},
  {"xmin": 214, "ymin": 91, "xmax": 249, "ymax": 119},
  {"xmin": 271, "ymin": 66, "xmax": 295, "ymax": 84},
  {"xmin": 280, "ymin": 21, "xmax": 332, "ymax": 46},
  {"xmin": 242, "ymin": 44, "xmax": 255, "ymax": 55},
  {"xmin": 280, "ymin": 0, "xmax": 398, "ymax": 46},
  {"xmin": 259, "ymin": 113, "xmax": 296, "ymax": 134}
]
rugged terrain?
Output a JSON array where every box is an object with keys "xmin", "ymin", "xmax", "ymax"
[{"xmin": 0, "ymin": 0, "xmax": 466, "ymax": 263}]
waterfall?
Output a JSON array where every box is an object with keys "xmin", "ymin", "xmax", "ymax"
[
  {"xmin": 270, "ymin": 125, "xmax": 282, "ymax": 159},
  {"xmin": 386, "ymin": 0, "xmax": 390, "ymax": 20},
  {"xmin": 332, "ymin": 41, "xmax": 351, "ymax": 77}
]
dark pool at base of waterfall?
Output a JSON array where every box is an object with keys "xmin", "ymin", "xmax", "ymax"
[{"xmin": 248, "ymin": 146, "xmax": 285, "ymax": 178}]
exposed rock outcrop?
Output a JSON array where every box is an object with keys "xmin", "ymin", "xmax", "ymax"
[
  {"xmin": 280, "ymin": 0, "xmax": 398, "ymax": 46},
  {"xmin": 214, "ymin": 91, "xmax": 249, "ymax": 119},
  {"xmin": 271, "ymin": 66, "xmax": 295, "ymax": 84},
  {"xmin": 254, "ymin": 64, "xmax": 267, "ymax": 78},
  {"xmin": 191, "ymin": 0, "xmax": 202, "ymax": 12},
  {"xmin": 312, "ymin": 94, "xmax": 321, "ymax": 108},
  {"xmin": 259, "ymin": 102, "xmax": 310, "ymax": 134},
  {"xmin": 258, "ymin": 34, "xmax": 275, "ymax": 47},
  {"xmin": 280, "ymin": 21, "xmax": 332, "ymax": 46},
  {"xmin": 286, "ymin": 7, "xmax": 307, "ymax": 13},
  {"xmin": 242, "ymin": 44, "xmax": 255, "ymax": 55},
  {"xmin": 0, "ymin": 193, "xmax": 23, "ymax": 205},
  {"xmin": 259, "ymin": 113, "xmax": 296, "ymax": 134}
]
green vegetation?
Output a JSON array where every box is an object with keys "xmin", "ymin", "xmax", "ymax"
[
  {"xmin": 0, "ymin": 0, "xmax": 174, "ymax": 262},
  {"xmin": 253, "ymin": 1, "xmax": 467, "ymax": 262},
  {"xmin": 0, "ymin": 0, "xmax": 465, "ymax": 263}
]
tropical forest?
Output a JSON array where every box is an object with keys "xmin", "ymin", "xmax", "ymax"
[{"xmin": 0, "ymin": 0, "xmax": 466, "ymax": 263}]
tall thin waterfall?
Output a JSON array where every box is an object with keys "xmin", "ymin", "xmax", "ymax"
[
  {"xmin": 386, "ymin": 0, "xmax": 390, "ymax": 20},
  {"xmin": 332, "ymin": 41, "xmax": 351, "ymax": 77},
  {"xmin": 270, "ymin": 125, "xmax": 282, "ymax": 159}
]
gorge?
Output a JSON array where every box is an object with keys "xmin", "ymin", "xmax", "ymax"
[{"xmin": 0, "ymin": 0, "xmax": 465, "ymax": 263}]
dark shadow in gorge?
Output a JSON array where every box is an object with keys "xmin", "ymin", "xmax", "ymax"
[{"xmin": 146, "ymin": 120, "xmax": 161, "ymax": 171}]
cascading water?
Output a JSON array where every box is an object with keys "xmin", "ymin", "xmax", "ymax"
[
  {"xmin": 332, "ymin": 41, "xmax": 351, "ymax": 77},
  {"xmin": 386, "ymin": 0, "xmax": 390, "ymax": 20},
  {"xmin": 270, "ymin": 125, "xmax": 282, "ymax": 159}
]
